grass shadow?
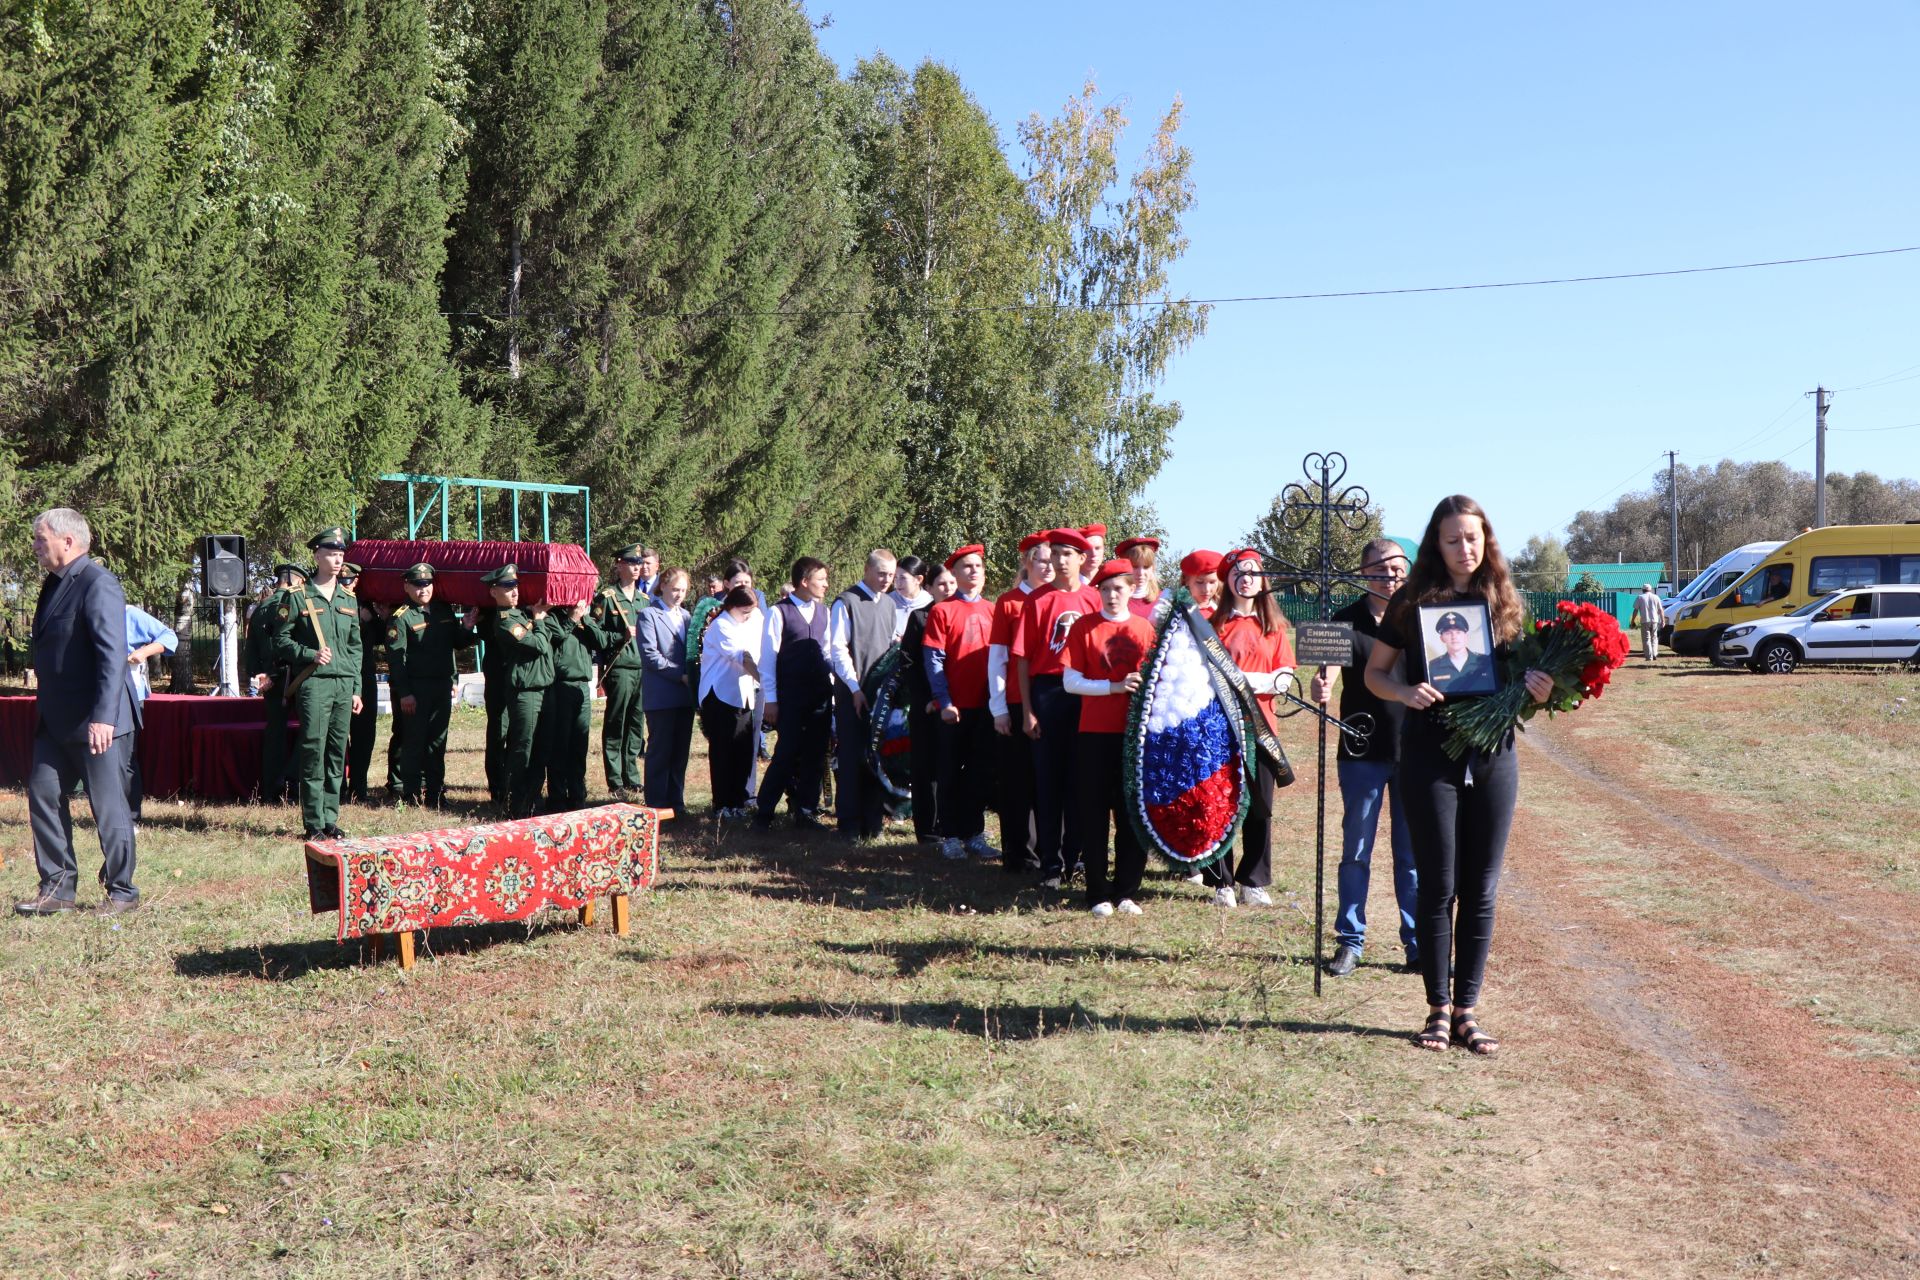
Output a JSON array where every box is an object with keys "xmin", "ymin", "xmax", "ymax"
[
  {"xmin": 816, "ymin": 937, "xmax": 1192, "ymax": 977},
  {"xmin": 173, "ymin": 918, "xmax": 578, "ymax": 981},
  {"xmin": 711, "ymin": 996, "xmax": 1409, "ymax": 1041}
]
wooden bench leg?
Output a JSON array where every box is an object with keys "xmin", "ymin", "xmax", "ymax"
[
  {"xmin": 397, "ymin": 929, "xmax": 416, "ymax": 970},
  {"xmin": 579, "ymin": 899, "xmax": 597, "ymax": 928},
  {"xmin": 612, "ymin": 892, "xmax": 630, "ymax": 937}
]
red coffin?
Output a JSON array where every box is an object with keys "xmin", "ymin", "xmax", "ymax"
[{"xmin": 344, "ymin": 540, "xmax": 600, "ymax": 607}]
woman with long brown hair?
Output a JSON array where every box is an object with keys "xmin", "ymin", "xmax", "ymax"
[
  {"xmin": 1205, "ymin": 548, "xmax": 1296, "ymax": 908},
  {"xmin": 1364, "ymin": 496, "xmax": 1551, "ymax": 1056}
]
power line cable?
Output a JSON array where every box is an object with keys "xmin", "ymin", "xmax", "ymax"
[
  {"xmin": 1828, "ymin": 420, "xmax": 1920, "ymax": 433},
  {"xmin": 1834, "ymin": 361, "xmax": 1920, "ymax": 392},
  {"xmin": 439, "ymin": 244, "xmax": 1920, "ymax": 321}
]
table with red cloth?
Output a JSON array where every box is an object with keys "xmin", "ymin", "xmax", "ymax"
[
  {"xmin": 0, "ymin": 694, "xmax": 276, "ymax": 800},
  {"xmin": 304, "ymin": 804, "xmax": 663, "ymax": 966}
]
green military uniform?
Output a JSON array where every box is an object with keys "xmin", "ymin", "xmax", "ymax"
[
  {"xmin": 247, "ymin": 564, "xmax": 303, "ymax": 801},
  {"xmin": 591, "ymin": 544, "xmax": 651, "ymax": 797},
  {"xmin": 386, "ymin": 564, "xmax": 478, "ymax": 807},
  {"xmin": 272, "ymin": 529, "xmax": 363, "ymax": 838},
  {"xmin": 341, "ymin": 566, "xmax": 384, "ymax": 803},
  {"xmin": 542, "ymin": 606, "xmax": 610, "ymax": 811},
  {"xmin": 483, "ymin": 564, "xmax": 556, "ymax": 818},
  {"xmin": 480, "ymin": 606, "xmax": 511, "ymax": 804}
]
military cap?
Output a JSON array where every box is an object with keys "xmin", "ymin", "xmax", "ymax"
[
  {"xmin": 1434, "ymin": 610, "xmax": 1471, "ymax": 634},
  {"xmin": 403, "ymin": 562, "xmax": 436, "ymax": 585},
  {"xmin": 307, "ymin": 526, "xmax": 348, "ymax": 551},
  {"xmin": 340, "ymin": 562, "xmax": 363, "ymax": 580},
  {"xmin": 481, "ymin": 563, "xmax": 520, "ymax": 588},
  {"xmin": 614, "ymin": 543, "xmax": 645, "ymax": 564},
  {"xmin": 274, "ymin": 561, "xmax": 308, "ymax": 579}
]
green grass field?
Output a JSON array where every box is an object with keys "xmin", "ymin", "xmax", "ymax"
[{"xmin": 1, "ymin": 663, "xmax": 1915, "ymax": 1278}]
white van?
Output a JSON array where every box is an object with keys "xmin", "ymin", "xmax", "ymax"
[{"xmin": 1662, "ymin": 541, "xmax": 1784, "ymax": 649}]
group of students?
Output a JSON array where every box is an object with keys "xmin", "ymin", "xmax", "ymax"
[{"xmin": 686, "ymin": 524, "xmax": 1309, "ymax": 921}]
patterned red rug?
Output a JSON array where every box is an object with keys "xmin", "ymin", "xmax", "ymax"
[{"xmin": 305, "ymin": 804, "xmax": 661, "ymax": 941}]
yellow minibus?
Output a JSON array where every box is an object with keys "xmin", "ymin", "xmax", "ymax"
[{"xmin": 1670, "ymin": 522, "xmax": 1920, "ymax": 657}]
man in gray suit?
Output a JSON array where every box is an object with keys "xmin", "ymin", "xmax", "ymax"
[{"xmin": 19, "ymin": 507, "xmax": 142, "ymax": 916}]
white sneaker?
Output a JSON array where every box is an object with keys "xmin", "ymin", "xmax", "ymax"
[
  {"xmin": 1116, "ymin": 899, "xmax": 1143, "ymax": 916},
  {"xmin": 966, "ymin": 833, "xmax": 1000, "ymax": 859},
  {"xmin": 1183, "ymin": 871, "xmax": 1205, "ymax": 885},
  {"xmin": 1211, "ymin": 885, "xmax": 1238, "ymax": 908},
  {"xmin": 1238, "ymin": 885, "xmax": 1273, "ymax": 907},
  {"xmin": 1089, "ymin": 901, "xmax": 1115, "ymax": 918},
  {"xmin": 939, "ymin": 837, "xmax": 967, "ymax": 860}
]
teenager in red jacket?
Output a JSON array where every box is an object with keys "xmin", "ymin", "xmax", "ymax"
[
  {"xmin": 1063, "ymin": 558, "xmax": 1157, "ymax": 916},
  {"xmin": 988, "ymin": 533, "xmax": 1053, "ymax": 873},
  {"xmin": 1206, "ymin": 548, "xmax": 1298, "ymax": 908},
  {"xmin": 1014, "ymin": 528, "xmax": 1099, "ymax": 890},
  {"xmin": 925, "ymin": 544, "xmax": 997, "ymax": 859}
]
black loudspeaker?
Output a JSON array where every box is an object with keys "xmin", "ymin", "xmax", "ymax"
[{"xmin": 200, "ymin": 534, "xmax": 248, "ymax": 598}]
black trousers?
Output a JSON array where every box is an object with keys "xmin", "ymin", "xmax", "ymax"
[
  {"xmin": 1028, "ymin": 675, "xmax": 1081, "ymax": 879},
  {"xmin": 936, "ymin": 707, "xmax": 995, "ymax": 840},
  {"xmin": 907, "ymin": 701, "xmax": 938, "ymax": 839},
  {"xmin": 996, "ymin": 714, "xmax": 1037, "ymax": 870},
  {"xmin": 28, "ymin": 728, "xmax": 138, "ymax": 902},
  {"xmin": 121, "ymin": 727, "xmax": 144, "ymax": 821},
  {"xmin": 346, "ymin": 684, "xmax": 378, "ymax": 799},
  {"xmin": 1076, "ymin": 732, "xmax": 1145, "ymax": 907},
  {"xmin": 758, "ymin": 691, "xmax": 832, "ymax": 820},
  {"xmin": 1202, "ymin": 757, "xmax": 1280, "ymax": 889},
  {"xmin": 700, "ymin": 691, "xmax": 757, "ymax": 811},
  {"xmin": 484, "ymin": 675, "xmax": 511, "ymax": 804},
  {"xmin": 643, "ymin": 705, "xmax": 695, "ymax": 814},
  {"xmin": 834, "ymin": 688, "xmax": 885, "ymax": 838},
  {"xmin": 1398, "ymin": 743, "xmax": 1519, "ymax": 1010}
]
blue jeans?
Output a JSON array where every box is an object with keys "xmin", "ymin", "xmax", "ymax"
[{"xmin": 1334, "ymin": 757, "xmax": 1418, "ymax": 957}]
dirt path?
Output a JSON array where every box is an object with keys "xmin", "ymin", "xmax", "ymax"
[{"xmin": 1482, "ymin": 718, "xmax": 1920, "ymax": 1276}]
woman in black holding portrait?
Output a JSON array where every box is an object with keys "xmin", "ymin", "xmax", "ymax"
[{"xmin": 1364, "ymin": 495, "xmax": 1551, "ymax": 1056}]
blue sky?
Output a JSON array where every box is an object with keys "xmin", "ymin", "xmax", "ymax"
[{"xmin": 812, "ymin": 2, "xmax": 1919, "ymax": 564}]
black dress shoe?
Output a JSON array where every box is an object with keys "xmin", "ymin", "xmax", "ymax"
[
  {"xmin": 1326, "ymin": 944, "xmax": 1361, "ymax": 977},
  {"xmin": 14, "ymin": 892, "xmax": 79, "ymax": 917},
  {"xmin": 323, "ymin": 824, "xmax": 348, "ymax": 839},
  {"xmin": 303, "ymin": 829, "xmax": 327, "ymax": 841},
  {"xmin": 96, "ymin": 897, "xmax": 141, "ymax": 917}
]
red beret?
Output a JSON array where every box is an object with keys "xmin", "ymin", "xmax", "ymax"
[
  {"xmin": 1179, "ymin": 549, "xmax": 1223, "ymax": 577},
  {"xmin": 1079, "ymin": 523, "xmax": 1107, "ymax": 539},
  {"xmin": 1222, "ymin": 548, "xmax": 1265, "ymax": 575},
  {"xmin": 945, "ymin": 543, "xmax": 985, "ymax": 569},
  {"xmin": 1046, "ymin": 527, "xmax": 1092, "ymax": 554},
  {"xmin": 1018, "ymin": 531, "xmax": 1050, "ymax": 554},
  {"xmin": 1114, "ymin": 536, "xmax": 1160, "ymax": 557},
  {"xmin": 1089, "ymin": 557, "xmax": 1135, "ymax": 587}
]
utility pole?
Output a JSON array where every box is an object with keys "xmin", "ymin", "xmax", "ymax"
[
  {"xmin": 1666, "ymin": 450, "xmax": 1680, "ymax": 592},
  {"xmin": 1812, "ymin": 386, "xmax": 1830, "ymax": 528}
]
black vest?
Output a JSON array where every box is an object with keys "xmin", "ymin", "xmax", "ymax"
[{"xmin": 774, "ymin": 596, "xmax": 831, "ymax": 707}]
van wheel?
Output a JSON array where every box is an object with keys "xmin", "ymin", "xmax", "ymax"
[{"xmin": 1757, "ymin": 639, "xmax": 1799, "ymax": 674}]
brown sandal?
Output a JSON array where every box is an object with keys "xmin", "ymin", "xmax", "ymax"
[{"xmin": 1413, "ymin": 1007, "xmax": 1451, "ymax": 1052}]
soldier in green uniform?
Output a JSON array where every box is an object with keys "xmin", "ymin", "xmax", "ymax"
[
  {"xmin": 482, "ymin": 564, "xmax": 556, "ymax": 818},
  {"xmin": 542, "ymin": 598, "xmax": 610, "ymax": 811},
  {"xmin": 591, "ymin": 544, "xmax": 651, "ymax": 799},
  {"xmin": 271, "ymin": 529, "xmax": 364, "ymax": 839},
  {"xmin": 248, "ymin": 561, "xmax": 306, "ymax": 801},
  {"xmin": 1428, "ymin": 609, "xmax": 1496, "ymax": 696},
  {"xmin": 340, "ymin": 563, "xmax": 385, "ymax": 804},
  {"xmin": 385, "ymin": 563, "xmax": 479, "ymax": 808},
  {"xmin": 480, "ymin": 600, "xmax": 511, "ymax": 806}
]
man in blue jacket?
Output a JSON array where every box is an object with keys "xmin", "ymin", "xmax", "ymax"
[{"xmin": 20, "ymin": 508, "xmax": 142, "ymax": 916}]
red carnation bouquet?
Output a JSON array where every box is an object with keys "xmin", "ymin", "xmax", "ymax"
[{"xmin": 1438, "ymin": 600, "xmax": 1632, "ymax": 760}]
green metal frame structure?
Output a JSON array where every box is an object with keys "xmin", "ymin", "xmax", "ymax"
[{"xmin": 350, "ymin": 474, "xmax": 592, "ymax": 553}]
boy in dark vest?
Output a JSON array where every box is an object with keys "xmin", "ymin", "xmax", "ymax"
[
  {"xmin": 828, "ymin": 549, "xmax": 898, "ymax": 839},
  {"xmin": 755, "ymin": 557, "xmax": 833, "ymax": 830}
]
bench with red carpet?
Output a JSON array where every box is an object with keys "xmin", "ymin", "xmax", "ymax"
[{"xmin": 304, "ymin": 802, "xmax": 666, "ymax": 967}]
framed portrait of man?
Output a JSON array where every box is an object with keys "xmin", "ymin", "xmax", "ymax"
[{"xmin": 1420, "ymin": 601, "xmax": 1496, "ymax": 696}]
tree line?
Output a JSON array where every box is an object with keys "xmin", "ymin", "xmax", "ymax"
[
  {"xmin": 1516, "ymin": 459, "xmax": 1920, "ymax": 587},
  {"xmin": 0, "ymin": 0, "xmax": 1205, "ymax": 609}
]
